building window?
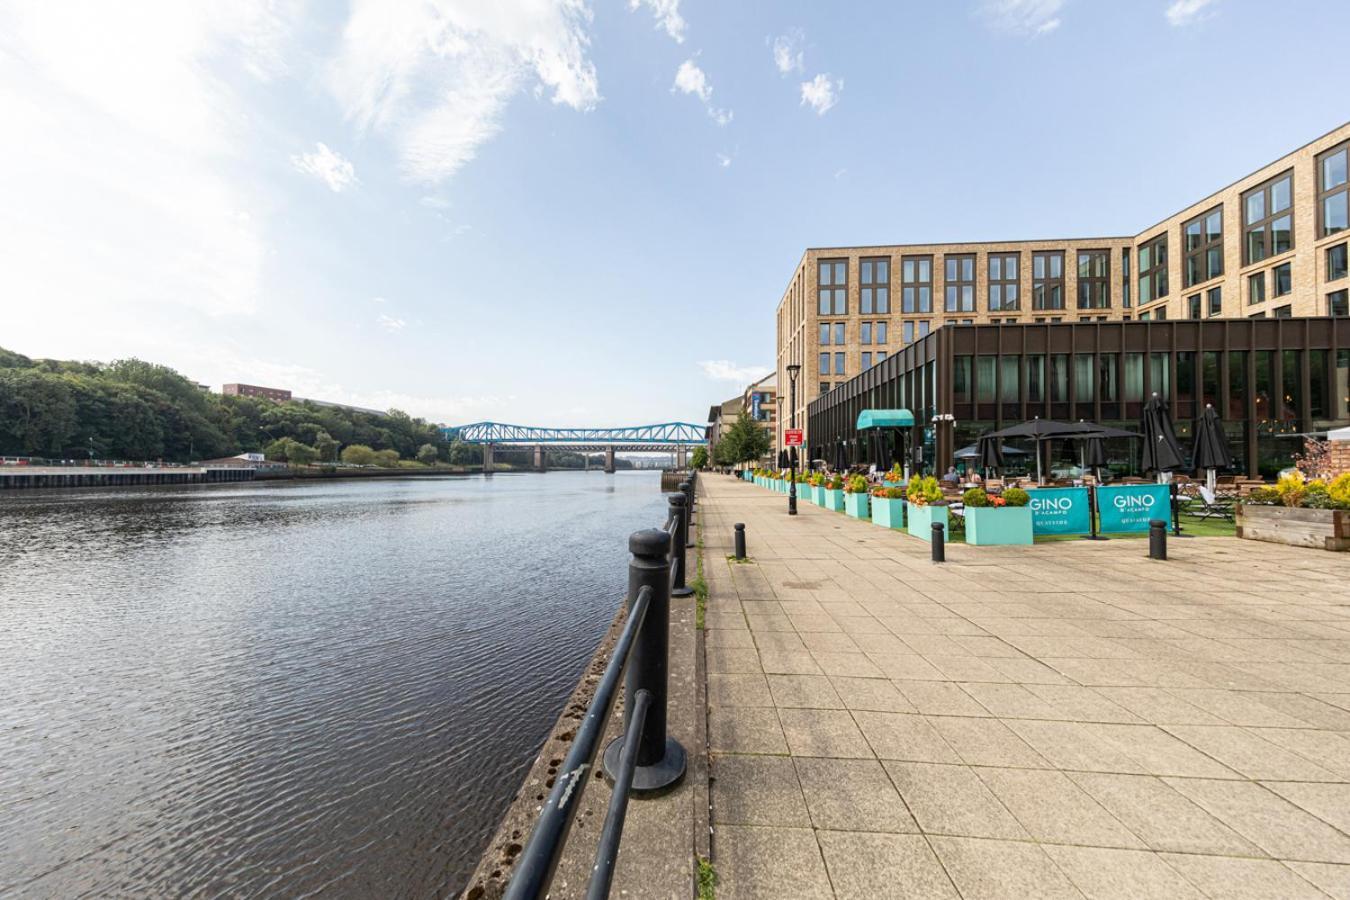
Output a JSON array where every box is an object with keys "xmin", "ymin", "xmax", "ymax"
[
  {"xmin": 818, "ymin": 352, "xmax": 829, "ymax": 375},
  {"xmin": 1319, "ymin": 141, "xmax": 1349, "ymax": 238},
  {"xmin": 1138, "ymin": 234, "xmax": 1168, "ymax": 303},
  {"xmin": 988, "ymin": 253, "xmax": 1020, "ymax": 311},
  {"xmin": 1243, "ymin": 171, "xmax": 1294, "ymax": 265},
  {"xmin": 833, "ymin": 323, "xmax": 845, "ymax": 345},
  {"xmin": 876, "ymin": 321, "xmax": 888, "ymax": 344},
  {"xmin": 817, "ymin": 258, "xmax": 847, "ymax": 315},
  {"xmin": 1187, "ymin": 293, "xmax": 1202, "ymax": 319},
  {"xmin": 1273, "ymin": 262, "xmax": 1292, "ymax": 297},
  {"xmin": 1328, "ymin": 243, "xmax": 1348, "ymax": 282},
  {"xmin": 1330, "ymin": 290, "xmax": 1349, "ymax": 317},
  {"xmin": 902, "ymin": 321, "xmax": 914, "ymax": 343},
  {"xmin": 818, "ymin": 322, "xmax": 830, "ymax": 344},
  {"xmin": 1248, "ymin": 272, "xmax": 1265, "ymax": 305},
  {"xmin": 1274, "ymin": 304, "xmax": 1292, "ymax": 318},
  {"xmin": 1207, "ymin": 286, "xmax": 1222, "ymax": 317},
  {"xmin": 819, "ymin": 382, "xmax": 830, "ymax": 396},
  {"xmin": 860, "ymin": 322, "xmax": 872, "ymax": 345},
  {"xmin": 1076, "ymin": 250, "xmax": 1109, "ymax": 309},
  {"xmin": 1121, "ymin": 248, "xmax": 1131, "ymax": 308},
  {"xmin": 944, "ymin": 254, "xmax": 976, "ymax": 312},
  {"xmin": 1032, "ymin": 251, "xmax": 1064, "ymax": 309},
  {"xmin": 876, "ymin": 350, "xmax": 887, "ymax": 363},
  {"xmin": 919, "ymin": 321, "xmax": 930, "ymax": 337},
  {"xmin": 902, "ymin": 256, "xmax": 932, "ymax": 313},
  {"xmin": 1183, "ymin": 207, "xmax": 1223, "ymax": 287},
  {"xmin": 833, "ymin": 352, "xmax": 845, "ymax": 375},
  {"xmin": 860, "ymin": 257, "xmax": 890, "ymax": 314},
  {"xmin": 862, "ymin": 351, "xmax": 872, "ymax": 369}
]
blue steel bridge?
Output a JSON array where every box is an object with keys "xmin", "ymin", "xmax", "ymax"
[{"xmin": 440, "ymin": 421, "xmax": 707, "ymax": 472}]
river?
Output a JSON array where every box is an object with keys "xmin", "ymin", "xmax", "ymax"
[{"xmin": 0, "ymin": 471, "xmax": 667, "ymax": 898}]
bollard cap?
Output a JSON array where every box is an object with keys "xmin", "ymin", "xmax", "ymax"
[
  {"xmin": 630, "ymin": 528, "xmax": 672, "ymax": 558},
  {"xmin": 1149, "ymin": 519, "xmax": 1166, "ymax": 528},
  {"xmin": 734, "ymin": 522, "xmax": 745, "ymax": 530},
  {"xmin": 667, "ymin": 492, "xmax": 686, "ymax": 506}
]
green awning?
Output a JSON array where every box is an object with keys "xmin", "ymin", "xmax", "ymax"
[{"xmin": 856, "ymin": 409, "xmax": 915, "ymax": 429}]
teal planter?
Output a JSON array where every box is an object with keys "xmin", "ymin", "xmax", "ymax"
[
  {"xmin": 907, "ymin": 503, "xmax": 948, "ymax": 541},
  {"xmin": 844, "ymin": 492, "xmax": 870, "ymax": 519},
  {"xmin": 824, "ymin": 489, "xmax": 845, "ymax": 512},
  {"xmin": 965, "ymin": 506, "xmax": 1034, "ymax": 545},
  {"xmin": 882, "ymin": 479, "xmax": 905, "ymax": 489},
  {"xmin": 871, "ymin": 497, "xmax": 906, "ymax": 529},
  {"xmin": 812, "ymin": 485, "xmax": 826, "ymax": 506}
]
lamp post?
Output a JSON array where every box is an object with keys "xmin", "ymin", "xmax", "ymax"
[{"xmin": 787, "ymin": 363, "xmax": 801, "ymax": 516}]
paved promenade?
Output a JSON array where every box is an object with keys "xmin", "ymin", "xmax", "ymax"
[{"xmin": 698, "ymin": 474, "xmax": 1350, "ymax": 900}]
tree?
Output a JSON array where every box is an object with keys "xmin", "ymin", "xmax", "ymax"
[
  {"xmin": 341, "ymin": 444, "xmax": 377, "ymax": 466},
  {"xmin": 690, "ymin": 446, "xmax": 709, "ymax": 469},
  {"xmin": 416, "ymin": 443, "xmax": 439, "ymax": 465},
  {"xmin": 716, "ymin": 411, "xmax": 772, "ymax": 466},
  {"xmin": 286, "ymin": 441, "xmax": 317, "ymax": 466},
  {"xmin": 263, "ymin": 437, "xmax": 295, "ymax": 462},
  {"xmin": 375, "ymin": 448, "xmax": 400, "ymax": 467},
  {"xmin": 313, "ymin": 431, "xmax": 339, "ymax": 463}
]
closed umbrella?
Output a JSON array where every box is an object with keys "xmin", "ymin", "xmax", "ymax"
[
  {"xmin": 1082, "ymin": 435, "xmax": 1107, "ymax": 481},
  {"xmin": 834, "ymin": 440, "xmax": 845, "ymax": 471},
  {"xmin": 1141, "ymin": 393, "xmax": 1185, "ymax": 477},
  {"xmin": 777, "ymin": 449, "xmax": 788, "ymax": 469},
  {"xmin": 977, "ymin": 432, "xmax": 1004, "ymax": 475},
  {"xmin": 1192, "ymin": 403, "xmax": 1234, "ymax": 493},
  {"xmin": 873, "ymin": 431, "xmax": 889, "ymax": 471}
]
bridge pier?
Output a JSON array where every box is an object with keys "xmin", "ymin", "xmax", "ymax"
[
  {"xmin": 604, "ymin": 446, "xmax": 616, "ymax": 474},
  {"xmin": 483, "ymin": 442, "xmax": 494, "ymax": 474},
  {"xmin": 534, "ymin": 445, "xmax": 547, "ymax": 473},
  {"xmin": 676, "ymin": 447, "xmax": 687, "ymax": 469}
]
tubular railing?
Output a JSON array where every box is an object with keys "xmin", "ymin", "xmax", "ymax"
[{"xmin": 503, "ymin": 473, "xmax": 695, "ymax": 900}]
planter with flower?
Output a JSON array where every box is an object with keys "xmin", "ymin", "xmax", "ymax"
[
  {"xmin": 882, "ymin": 463, "xmax": 906, "ymax": 489},
  {"xmin": 807, "ymin": 472, "xmax": 826, "ymax": 505},
  {"xmin": 963, "ymin": 486, "xmax": 1033, "ymax": 546},
  {"xmin": 870, "ymin": 485, "xmax": 907, "ymax": 529},
  {"xmin": 823, "ymin": 474, "xmax": 846, "ymax": 512},
  {"xmin": 1237, "ymin": 472, "xmax": 1350, "ymax": 551},
  {"xmin": 905, "ymin": 476, "xmax": 948, "ymax": 541},
  {"xmin": 843, "ymin": 474, "xmax": 871, "ymax": 519}
]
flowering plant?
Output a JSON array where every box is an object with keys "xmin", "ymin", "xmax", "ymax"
[
  {"xmin": 844, "ymin": 474, "xmax": 869, "ymax": 494},
  {"xmin": 906, "ymin": 475, "xmax": 943, "ymax": 506},
  {"xmin": 872, "ymin": 485, "xmax": 905, "ymax": 499}
]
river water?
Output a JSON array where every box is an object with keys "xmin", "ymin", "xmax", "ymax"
[{"xmin": 0, "ymin": 472, "xmax": 667, "ymax": 898}]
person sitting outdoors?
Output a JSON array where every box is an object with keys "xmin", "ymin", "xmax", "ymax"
[
  {"xmin": 969, "ymin": 470, "xmax": 983, "ymax": 485},
  {"xmin": 941, "ymin": 466, "xmax": 960, "ymax": 485}
]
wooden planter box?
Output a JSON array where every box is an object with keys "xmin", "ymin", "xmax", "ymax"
[{"xmin": 1236, "ymin": 504, "xmax": 1350, "ymax": 551}]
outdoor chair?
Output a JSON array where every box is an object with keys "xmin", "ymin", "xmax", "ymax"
[{"xmin": 1190, "ymin": 486, "xmax": 1235, "ymax": 522}]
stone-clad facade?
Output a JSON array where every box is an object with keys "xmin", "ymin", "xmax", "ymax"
[{"xmin": 776, "ymin": 121, "xmax": 1350, "ymax": 452}]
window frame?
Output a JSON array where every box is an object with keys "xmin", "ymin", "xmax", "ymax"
[
  {"xmin": 817, "ymin": 257, "xmax": 848, "ymax": 316},
  {"xmin": 1076, "ymin": 249, "xmax": 1110, "ymax": 309},
  {"xmin": 901, "ymin": 255, "xmax": 933, "ymax": 314},
  {"xmin": 1031, "ymin": 251, "xmax": 1065, "ymax": 310},
  {"xmin": 1207, "ymin": 285, "xmax": 1222, "ymax": 318},
  {"xmin": 987, "ymin": 252, "xmax": 1020, "ymax": 311},
  {"xmin": 1182, "ymin": 206, "xmax": 1223, "ymax": 287},
  {"xmin": 859, "ymin": 256, "xmax": 891, "ymax": 315},
  {"xmin": 1273, "ymin": 261, "xmax": 1292, "ymax": 297},
  {"xmin": 1137, "ymin": 233, "xmax": 1168, "ymax": 304},
  {"xmin": 1328, "ymin": 242, "xmax": 1348, "ymax": 282},
  {"xmin": 1242, "ymin": 170, "xmax": 1294, "ymax": 266},
  {"xmin": 943, "ymin": 253, "xmax": 976, "ymax": 313},
  {"xmin": 1247, "ymin": 271, "xmax": 1266, "ymax": 306},
  {"xmin": 1318, "ymin": 140, "xmax": 1349, "ymax": 239}
]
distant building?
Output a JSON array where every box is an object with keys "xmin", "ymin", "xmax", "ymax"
[
  {"xmin": 222, "ymin": 383, "xmax": 292, "ymax": 403},
  {"xmin": 294, "ymin": 397, "xmax": 387, "ymax": 417},
  {"xmin": 743, "ymin": 372, "xmax": 778, "ymax": 428}
]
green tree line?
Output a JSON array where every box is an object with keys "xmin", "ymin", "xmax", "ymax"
[{"xmin": 0, "ymin": 346, "xmax": 449, "ymax": 463}]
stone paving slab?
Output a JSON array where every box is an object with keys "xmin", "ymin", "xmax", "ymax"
[{"xmin": 699, "ymin": 473, "xmax": 1350, "ymax": 900}]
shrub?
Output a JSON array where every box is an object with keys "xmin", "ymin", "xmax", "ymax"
[
  {"xmin": 341, "ymin": 444, "xmax": 377, "ymax": 466},
  {"xmin": 886, "ymin": 463, "xmax": 905, "ymax": 482},
  {"xmin": 845, "ymin": 474, "xmax": 869, "ymax": 494},
  {"xmin": 1002, "ymin": 487, "xmax": 1030, "ymax": 508},
  {"xmin": 828, "ymin": 474, "xmax": 845, "ymax": 490},
  {"xmin": 962, "ymin": 487, "xmax": 990, "ymax": 508},
  {"xmin": 907, "ymin": 475, "xmax": 943, "ymax": 506},
  {"xmin": 1304, "ymin": 482, "xmax": 1334, "ymax": 509},
  {"xmin": 1276, "ymin": 471, "xmax": 1309, "ymax": 508},
  {"xmin": 1330, "ymin": 473, "xmax": 1350, "ymax": 508},
  {"xmin": 881, "ymin": 486, "xmax": 905, "ymax": 499},
  {"xmin": 1245, "ymin": 486, "xmax": 1280, "ymax": 506}
]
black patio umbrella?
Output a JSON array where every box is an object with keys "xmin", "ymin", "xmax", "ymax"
[
  {"xmin": 1141, "ymin": 393, "xmax": 1185, "ymax": 476},
  {"xmin": 834, "ymin": 440, "xmax": 845, "ymax": 471},
  {"xmin": 955, "ymin": 444, "xmax": 1029, "ymax": 459},
  {"xmin": 873, "ymin": 431, "xmax": 889, "ymax": 471},
  {"xmin": 1192, "ymin": 403, "xmax": 1234, "ymax": 492},
  {"xmin": 987, "ymin": 417, "xmax": 1095, "ymax": 483},
  {"xmin": 977, "ymin": 432, "xmax": 1004, "ymax": 474}
]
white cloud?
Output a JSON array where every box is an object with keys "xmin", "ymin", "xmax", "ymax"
[
  {"xmin": 672, "ymin": 59, "xmax": 732, "ymax": 126},
  {"xmin": 981, "ymin": 0, "xmax": 1065, "ymax": 36},
  {"xmin": 833, "ymin": 168, "xmax": 847, "ymax": 180},
  {"xmin": 371, "ymin": 296, "xmax": 388, "ymax": 303},
  {"xmin": 700, "ymin": 360, "xmax": 772, "ymax": 383},
  {"xmin": 377, "ymin": 313, "xmax": 406, "ymax": 333},
  {"xmin": 771, "ymin": 29, "xmax": 804, "ymax": 75},
  {"xmin": 716, "ymin": 152, "xmax": 732, "ymax": 168},
  {"xmin": 628, "ymin": 0, "xmax": 685, "ymax": 43},
  {"xmin": 328, "ymin": 0, "xmax": 600, "ymax": 185},
  {"xmin": 0, "ymin": 0, "xmax": 287, "ymax": 336},
  {"xmin": 1165, "ymin": 0, "xmax": 1218, "ymax": 26},
  {"xmin": 290, "ymin": 142, "xmax": 358, "ymax": 192},
  {"xmin": 799, "ymin": 73, "xmax": 841, "ymax": 115}
]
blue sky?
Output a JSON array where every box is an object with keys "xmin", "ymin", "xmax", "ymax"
[{"xmin": 2, "ymin": 0, "xmax": 1348, "ymax": 427}]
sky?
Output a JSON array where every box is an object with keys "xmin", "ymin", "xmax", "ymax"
[{"xmin": 2, "ymin": 0, "xmax": 1348, "ymax": 428}]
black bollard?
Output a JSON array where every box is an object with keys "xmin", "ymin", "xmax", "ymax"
[
  {"xmin": 668, "ymin": 493, "xmax": 694, "ymax": 598},
  {"xmin": 931, "ymin": 521, "xmax": 945, "ymax": 563},
  {"xmin": 680, "ymin": 480, "xmax": 695, "ymax": 547},
  {"xmin": 734, "ymin": 523, "xmax": 746, "ymax": 560},
  {"xmin": 602, "ymin": 528, "xmax": 687, "ymax": 792},
  {"xmin": 1149, "ymin": 518, "xmax": 1168, "ymax": 560}
]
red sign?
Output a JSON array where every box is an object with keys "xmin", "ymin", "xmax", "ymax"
[{"xmin": 784, "ymin": 429, "xmax": 804, "ymax": 447}]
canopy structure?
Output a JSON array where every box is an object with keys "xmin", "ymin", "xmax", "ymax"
[{"xmin": 856, "ymin": 409, "xmax": 915, "ymax": 430}]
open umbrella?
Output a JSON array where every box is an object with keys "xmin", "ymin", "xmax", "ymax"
[
  {"xmin": 977, "ymin": 432, "xmax": 1004, "ymax": 475},
  {"xmin": 955, "ymin": 444, "xmax": 1029, "ymax": 459},
  {"xmin": 988, "ymin": 417, "xmax": 1095, "ymax": 484},
  {"xmin": 1192, "ymin": 403, "xmax": 1234, "ymax": 493},
  {"xmin": 1141, "ymin": 393, "xmax": 1185, "ymax": 477}
]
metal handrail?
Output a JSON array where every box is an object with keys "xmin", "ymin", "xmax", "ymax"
[{"xmin": 586, "ymin": 688, "xmax": 653, "ymax": 900}]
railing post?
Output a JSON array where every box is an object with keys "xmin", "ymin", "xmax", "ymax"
[
  {"xmin": 1149, "ymin": 519, "xmax": 1168, "ymax": 560},
  {"xmin": 680, "ymin": 479, "xmax": 695, "ymax": 547},
  {"xmin": 668, "ymin": 493, "xmax": 694, "ymax": 598},
  {"xmin": 603, "ymin": 529, "xmax": 687, "ymax": 792}
]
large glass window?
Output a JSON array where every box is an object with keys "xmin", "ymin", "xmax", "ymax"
[
  {"xmin": 1124, "ymin": 353, "xmax": 1144, "ymax": 402},
  {"xmin": 1074, "ymin": 354, "xmax": 1095, "ymax": 401},
  {"xmin": 944, "ymin": 254, "xmax": 976, "ymax": 312},
  {"xmin": 988, "ymin": 253, "xmax": 1020, "ymax": 311},
  {"xmin": 976, "ymin": 357, "xmax": 996, "ymax": 403},
  {"xmin": 1183, "ymin": 207, "xmax": 1223, "ymax": 287},
  {"xmin": 1099, "ymin": 354, "xmax": 1118, "ymax": 403},
  {"xmin": 1000, "ymin": 356, "xmax": 1019, "ymax": 403},
  {"xmin": 901, "ymin": 256, "xmax": 932, "ymax": 313},
  {"xmin": 1049, "ymin": 354, "xmax": 1069, "ymax": 402},
  {"xmin": 1319, "ymin": 141, "xmax": 1349, "ymax": 238},
  {"xmin": 1121, "ymin": 248, "xmax": 1132, "ymax": 308},
  {"xmin": 1138, "ymin": 234, "xmax": 1168, "ymax": 304},
  {"xmin": 1243, "ymin": 171, "xmax": 1294, "ymax": 264},
  {"xmin": 953, "ymin": 356, "xmax": 972, "ymax": 403},
  {"xmin": 860, "ymin": 256, "xmax": 890, "ymax": 314},
  {"xmin": 1150, "ymin": 352, "xmax": 1170, "ymax": 399},
  {"xmin": 1229, "ymin": 350, "xmax": 1248, "ymax": 421},
  {"xmin": 817, "ymin": 258, "xmax": 847, "ymax": 315},
  {"xmin": 1330, "ymin": 290, "xmax": 1349, "ymax": 317},
  {"xmin": 1076, "ymin": 250, "xmax": 1110, "ymax": 309},
  {"xmin": 1273, "ymin": 262, "xmax": 1292, "ymax": 297},
  {"xmin": 1026, "ymin": 355, "xmax": 1044, "ymax": 402},
  {"xmin": 1032, "ymin": 252, "xmax": 1064, "ymax": 310},
  {"xmin": 1328, "ymin": 243, "xmax": 1348, "ymax": 282}
]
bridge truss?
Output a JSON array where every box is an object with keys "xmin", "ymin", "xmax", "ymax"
[{"xmin": 442, "ymin": 421, "xmax": 707, "ymax": 447}]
